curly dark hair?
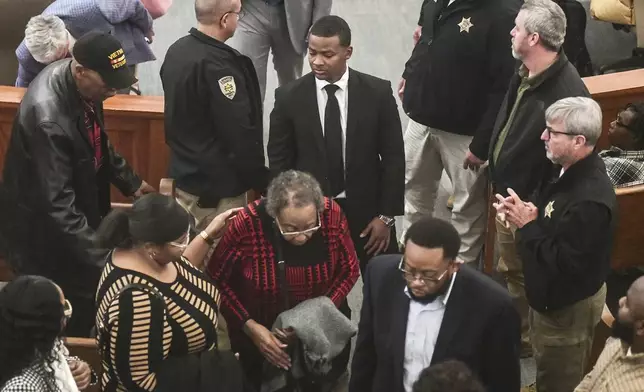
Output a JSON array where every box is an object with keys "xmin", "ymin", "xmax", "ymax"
[
  {"xmin": 0, "ymin": 276, "xmax": 64, "ymax": 391},
  {"xmin": 413, "ymin": 360, "xmax": 485, "ymax": 392},
  {"xmin": 625, "ymin": 102, "xmax": 644, "ymax": 147}
]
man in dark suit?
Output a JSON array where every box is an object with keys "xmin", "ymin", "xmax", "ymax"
[
  {"xmin": 268, "ymin": 15, "xmax": 405, "ymax": 272},
  {"xmin": 350, "ymin": 217, "xmax": 521, "ymax": 392}
]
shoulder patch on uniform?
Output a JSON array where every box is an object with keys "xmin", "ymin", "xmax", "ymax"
[{"xmin": 218, "ymin": 76, "xmax": 236, "ymax": 100}]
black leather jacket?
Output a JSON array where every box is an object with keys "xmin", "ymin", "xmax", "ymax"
[{"xmin": 1, "ymin": 59, "xmax": 141, "ymax": 296}]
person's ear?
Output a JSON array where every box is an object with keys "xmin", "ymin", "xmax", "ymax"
[
  {"xmin": 143, "ymin": 242, "xmax": 162, "ymax": 258},
  {"xmin": 574, "ymin": 135, "xmax": 587, "ymax": 148},
  {"xmin": 529, "ymin": 32, "xmax": 540, "ymax": 47},
  {"xmin": 449, "ymin": 260, "xmax": 461, "ymax": 274},
  {"xmin": 634, "ymin": 320, "xmax": 644, "ymax": 337},
  {"xmin": 345, "ymin": 45, "xmax": 353, "ymax": 61},
  {"xmin": 73, "ymin": 63, "xmax": 86, "ymax": 77}
]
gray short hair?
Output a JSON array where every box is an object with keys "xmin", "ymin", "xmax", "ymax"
[
  {"xmin": 545, "ymin": 97, "xmax": 603, "ymax": 146},
  {"xmin": 194, "ymin": 0, "xmax": 232, "ymax": 25},
  {"xmin": 24, "ymin": 15, "xmax": 70, "ymax": 64},
  {"xmin": 520, "ymin": 0, "xmax": 566, "ymax": 52},
  {"xmin": 266, "ymin": 170, "xmax": 324, "ymax": 218}
]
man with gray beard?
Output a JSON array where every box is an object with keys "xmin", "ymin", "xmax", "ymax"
[{"xmin": 487, "ymin": 0, "xmax": 590, "ymax": 359}]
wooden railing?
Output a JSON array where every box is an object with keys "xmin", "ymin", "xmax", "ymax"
[{"xmin": 0, "ymin": 87, "xmax": 166, "ymax": 203}]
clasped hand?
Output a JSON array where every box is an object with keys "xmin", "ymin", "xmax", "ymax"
[{"xmin": 493, "ymin": 188, "xmax": 538, "ymax": 229}]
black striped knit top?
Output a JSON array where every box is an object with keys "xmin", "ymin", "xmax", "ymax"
[{"xmin": 95, "ymin": 255, "xmax": 220, "ymax": 392}]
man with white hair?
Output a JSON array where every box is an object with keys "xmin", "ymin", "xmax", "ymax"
[
  {"xmin": 495, "ymin": 97, "xmax": 617, "ymax": 391},
  {"xmin": 15, "ymin": 0, "xmax": 154, "ymax": 88},
  {"xmin": 487, "ymin": 0, "xmax": 591, "ymax": 358}
]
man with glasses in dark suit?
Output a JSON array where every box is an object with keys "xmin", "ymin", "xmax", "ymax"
[{"xmin": 350, "ymin": 217, "xmax": 521, "ymax": 392}]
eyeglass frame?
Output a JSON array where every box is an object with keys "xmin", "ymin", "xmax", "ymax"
[
  {"xmin": 545, "ymin": 126, "xmax": 582, "ymax": 138},
  {"xmin": 615, "ymin": 111, "xmax": 636, "ymax": 133},
  {"xmin": 276, "ymin": 213, "xmax": 322, "ymax": 238},
  {"xmin": 221, "ymin": 8, "xmax": 246, "ymax": 23},
  {"xmin": 64, "ymin": 299, "xmax": 73, "ymax": 320},
  {"xmin": 398, "ymin": 256, "xmax": 451, "ymax": 285},
  {"xmin": 168, "ymin": 227, "xmax": 191, "ymax": 249}
]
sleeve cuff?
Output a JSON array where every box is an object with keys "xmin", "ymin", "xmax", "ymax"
[{"xmin": 517, "ymin": 220, "xmax": 541, "ymax": 242}]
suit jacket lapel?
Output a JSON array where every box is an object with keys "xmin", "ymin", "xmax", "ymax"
[
  {"xmin": 391, "ymin": 280, "xmax": 410, "ymax": 391},
  {"xmin": 432, "ymin": 272, "xmax": 466, "ymax": 363},
  {"xmin": 345, "ymin": 68, "xmax": 359, "ymax": 170},
  {"xmin": 303, "ymin": 73, "xmax": 327, "ymax": 160}
]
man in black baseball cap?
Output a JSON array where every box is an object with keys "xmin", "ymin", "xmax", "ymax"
[
  {"xmin": 1, "ymin": 30, "xmax": 153, "ymax": 337},
  {"xmin": 72, "ymin": 31, "xmax": 137, "ymax": 101}
]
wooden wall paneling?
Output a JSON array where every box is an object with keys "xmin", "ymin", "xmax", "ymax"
[
  {"xmin": 0, "ymin": 87, "xmax": 165, "ymax": 206},
  {"xmin": 0, "ymin": 107, "xmax": 14, "ymax": 176}
]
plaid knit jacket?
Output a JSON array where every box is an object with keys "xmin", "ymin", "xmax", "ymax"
[
  {"xmin": 16, "ymin": 0, "xmax": 154, "ymax": 87},
  {"xmin": 207, "ymin": 198, "xmax": 360, "ymax": 346},
  {"xmin": 599, "ymin": 147, "xmax": 644, "ymax": 188}
]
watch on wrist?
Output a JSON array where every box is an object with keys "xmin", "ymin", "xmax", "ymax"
[
  {"xmin": 199, "ymin": 230, "xmax": 215, "ymax": 246},
  {"xmin": 378, "ymin": 215, "xmax": 395, "ymax": 228}
]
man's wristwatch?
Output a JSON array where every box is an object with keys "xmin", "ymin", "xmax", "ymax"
[{"xmin": 378, "ymin": 215, "xmax": 395, "ymax": 228}]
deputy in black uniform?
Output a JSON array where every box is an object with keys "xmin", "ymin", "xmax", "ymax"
[
  {"xmin": 161, "ymin": 0, "xmax": 268, "ymax": 233},
  {"xmin": 494, "ymin": 97, "xmax": 616, "ymax": 392}
]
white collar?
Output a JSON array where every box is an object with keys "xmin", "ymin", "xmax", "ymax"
[
  {"xmin": 404, "ymin": 272, "xmax": 457, "ymax": 307},
  {"xmin": 315, "ymin": 67, "xmax": 350, "ymax": 92}
]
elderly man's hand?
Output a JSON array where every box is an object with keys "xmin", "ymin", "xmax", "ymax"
[{"xmin": 500, "ymin": 188, "xmax": 538, "ymax": 229}]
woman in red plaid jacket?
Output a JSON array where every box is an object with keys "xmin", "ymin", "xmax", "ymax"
[{"xmin": 207, "ymin": 170, "xmax": 360, "ymax": 390}]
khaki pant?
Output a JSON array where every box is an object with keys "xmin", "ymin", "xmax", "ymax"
[
  {"xmin": 495, "ymin": 216, "xmax": 531, "ymax": 354},
  {"xmin": 175, "ymin": 187, "xmax": 248, "ymax": 351},
  {"xmin": 530, "ymin": 284, "xmax": 606, "ymax": 392},
  {"xmin": 401, "ymin": 119, "xmax": 488, "ymax": 263}
]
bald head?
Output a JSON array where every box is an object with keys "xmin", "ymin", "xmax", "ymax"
[
  {"xmin": 195, "ymin": 0, "xmax": 233, "ymax": 25},
  {"xmin": 628, "ymin": 276, "xmax": 644, "ymax": 320}
]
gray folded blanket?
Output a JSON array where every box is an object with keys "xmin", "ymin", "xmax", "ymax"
[{"xmin": 260, "ymin": 297, "xmax": 357, "ymax": 392}]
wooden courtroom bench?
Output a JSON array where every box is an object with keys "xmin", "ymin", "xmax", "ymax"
[
  {"xmin": 65, "ymin": 337, "xmax": 101, "ymax": 392},
  {"xmin": 587, "ymin": 183, "xmax": 644, "ymax": 370}
]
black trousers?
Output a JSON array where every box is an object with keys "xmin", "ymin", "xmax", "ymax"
[{"xmin": 333, "ymin": 198, "xmax": 399, "ymax": 275}]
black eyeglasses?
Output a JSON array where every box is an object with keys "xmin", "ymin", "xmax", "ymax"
[
  {"xmin": 546, "ymin": 127, "xmax": 581, "ymax": 138},
  {"xmin": 397, "ymin": 257, "xmax": 451, "ymax": 285},
  {"xmin": 615, "ymin": 112, "xmax": 635, "ymax": 132},
  {"xmin": 222, "ymin": 8, "xmax": 246, "ymax": 22}
]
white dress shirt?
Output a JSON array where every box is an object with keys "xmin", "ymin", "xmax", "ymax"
[
  {"xmin": 315, "ymin": 67, "xmax": 349, "ymax": 198},
  {"xmin": 402, "ymin": 272, "xmax": 457, "ymax": 392}
]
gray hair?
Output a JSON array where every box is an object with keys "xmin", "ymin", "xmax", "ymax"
[
  {"xmin": 195, "ymin": 0, "xmax": 232, "ymax": 25},
  {"xmin": 24, "ymin": 15, "xmax": 70, "ymax": 64},
  {"xmin": 545, "ymin": 97, "xmax": 603, "ymax": 146},
  {"xmin": 266, "ymin": 170, "xmax": 324, "ymax": 218},
  {"xmin": 520, "ymin": 0, "xmax": 566, "ymax": 52}
]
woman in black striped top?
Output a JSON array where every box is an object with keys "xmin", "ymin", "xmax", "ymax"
[{"xmin": 93, "ymin": 194, "xmax": 242, "ymax": 392}]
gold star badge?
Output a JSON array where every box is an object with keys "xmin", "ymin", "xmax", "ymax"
[
  {"xmin": 544, "ymin": 201, "xmax": 555, "ymax": 218},
  {"xmin": 458, "ymin": 17, "xmax": 473, "ymax": 33}
]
